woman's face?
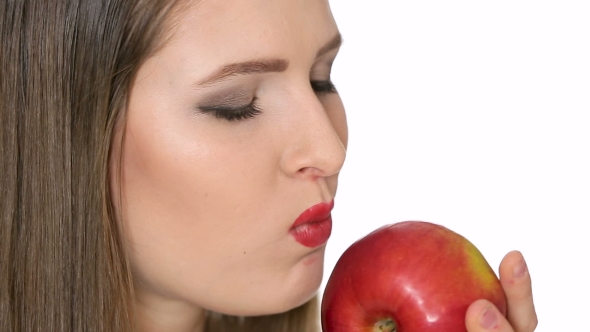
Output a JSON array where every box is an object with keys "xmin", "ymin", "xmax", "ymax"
[{"xmin": 111, "ymin": 0, "xmax": 346, "ymax": 317}]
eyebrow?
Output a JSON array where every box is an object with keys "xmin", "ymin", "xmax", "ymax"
[{"xmin": 195, "ymin": 32, "xmax": 342, "ymax": 87}]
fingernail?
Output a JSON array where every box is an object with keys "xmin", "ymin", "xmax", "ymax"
[
  {"xmin": 513, "ymin": 255, "xmax": 528, "ymax": 279},
  {"xmin": 479, "ymin": 305, "xmax": 498, "ymax": 330}
]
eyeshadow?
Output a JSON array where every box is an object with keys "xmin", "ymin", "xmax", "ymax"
[{"xmin": 198, "ymin": 88, "xmax": 252, "ymax": 108}]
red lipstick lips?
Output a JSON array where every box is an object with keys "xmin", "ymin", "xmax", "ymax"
[{"xmin": 290, "ymin": 200, "xmax": 334, "ymax": 248}]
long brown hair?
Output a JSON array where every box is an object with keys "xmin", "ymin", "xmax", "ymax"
[{"xmin": 0, "ymin": 0, "xmax": 319, "ymax": 331}]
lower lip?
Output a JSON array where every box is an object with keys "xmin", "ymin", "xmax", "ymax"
[{"xmin": 290, "ymin": 216, "xmax": 332, "ymax": 248}]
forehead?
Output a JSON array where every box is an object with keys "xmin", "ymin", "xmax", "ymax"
[{"xmin": 166, "ymin": 0, "xmax": 338, "ymax": 65}]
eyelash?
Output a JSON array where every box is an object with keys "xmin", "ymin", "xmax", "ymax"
[
  {"xmin": 200, "ymin": 98, "xmax": 263, "ymax": 122},
  {"xmin": 202, "ymin": 80, "xmax": 337, "ymax": 122},
  {"xmin": 310, "ymin": 80, "xmax": 337, "ymax": 94}
]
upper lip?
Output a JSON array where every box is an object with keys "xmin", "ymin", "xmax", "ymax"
[{"xmin": 290, "ymin": 200, "xmax": 335, "ymax": 229}]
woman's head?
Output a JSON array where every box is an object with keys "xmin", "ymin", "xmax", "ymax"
[
  {"xmin": 111, "ymin": 0, "xmax": 347, "ymax": 324},
  {"xmin": 1, "ymin": 0, "xmax": 345, "ymax": 330}
]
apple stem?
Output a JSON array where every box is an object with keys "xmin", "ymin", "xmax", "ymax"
[{"xmin": 373, "ymin": 318, "xmax": 397, "ymax": 332}]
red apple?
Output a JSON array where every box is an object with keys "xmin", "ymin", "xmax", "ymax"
[{"xmin": 321, "ymin": 221, "xmax": 506, "ymax": 332}]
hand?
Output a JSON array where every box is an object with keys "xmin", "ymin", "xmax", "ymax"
[{"xmin": 465, "ymin": 250, "xmax": 538, "ymax": 331}]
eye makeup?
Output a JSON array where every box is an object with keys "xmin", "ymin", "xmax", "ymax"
[
  {"xmin": 199, "ymin": 98, "xmax": 262, "ymax": 121},
  {"xmin": 197, "ymin": 88, "xmax": 260, "ymax": 122},
  {"xmin": 197, "ymin": 79, "xmax": 338, "ymax": 122},
  {"xmin": 311, "ymin": 80, "xmax": 337, "ymax": 94}
]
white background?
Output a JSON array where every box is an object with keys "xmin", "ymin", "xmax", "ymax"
[{"xmin": 323, "ymin": 1, "xmax": 590, "ymax": 331}]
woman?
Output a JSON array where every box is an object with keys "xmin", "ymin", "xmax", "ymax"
[{"xmin": 0, "ymin": 0, "xmax": 537, "ymax": 331}]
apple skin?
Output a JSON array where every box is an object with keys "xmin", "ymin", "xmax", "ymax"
[{"xmin": 321, "ymin": 221, "xmax": 507, "ymax": 332}]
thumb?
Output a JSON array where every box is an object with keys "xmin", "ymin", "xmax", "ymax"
[{"xmin": 466, "ymin": 299, "xmax": 514, "ymax": 332}]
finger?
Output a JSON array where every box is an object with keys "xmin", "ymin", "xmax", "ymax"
[
  {"xmin": 499, "ymin": 250, "xmax": 538, "ymax": 332},
  {"xmin": 465, "ymin": 299, "xmax": 515, "ymax": 332}
]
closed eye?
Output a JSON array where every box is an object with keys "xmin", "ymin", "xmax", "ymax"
[
  {"xmin": 199, "ymin": 97, "xmax": 262, "ymax": 122},
  {"xmin": 311, "ymin": 80, "xmax": 337, "ymax": 94},
  {"xmin": 199, "ymin": 80, "xmax": 337, "ymax": 122}
]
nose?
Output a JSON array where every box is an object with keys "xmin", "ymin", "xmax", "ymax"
[{"xmin": 279, "ymin": 88, "xmax": 347, "ymax": 180}]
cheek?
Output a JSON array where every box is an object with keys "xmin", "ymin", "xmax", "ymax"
[
  {"xmin": 115, "ymin": 104, "xmax": 289, "ymax": 268},
  {"xmin": 118, "ymin": 112, "xmax": 275, "ymax": 239}
]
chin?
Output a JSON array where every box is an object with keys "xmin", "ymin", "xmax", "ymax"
[
  {"xmin": 212, "ymin": 287, "xmax": 319, "ymax": 317},
  {"xmin": 196, "ymin": 246, "xmax": 327, "ymax": 318},
  {"xmin": 272, "ymin": 247, "xmax": 326, "ymax": 313},
  {"xmin": 218, "ymin": 249, "xmax": 326, "ymax": 317},
  {"xmin": 241, "ymin": 290, "xmax": 319, "ymax": 317}
]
